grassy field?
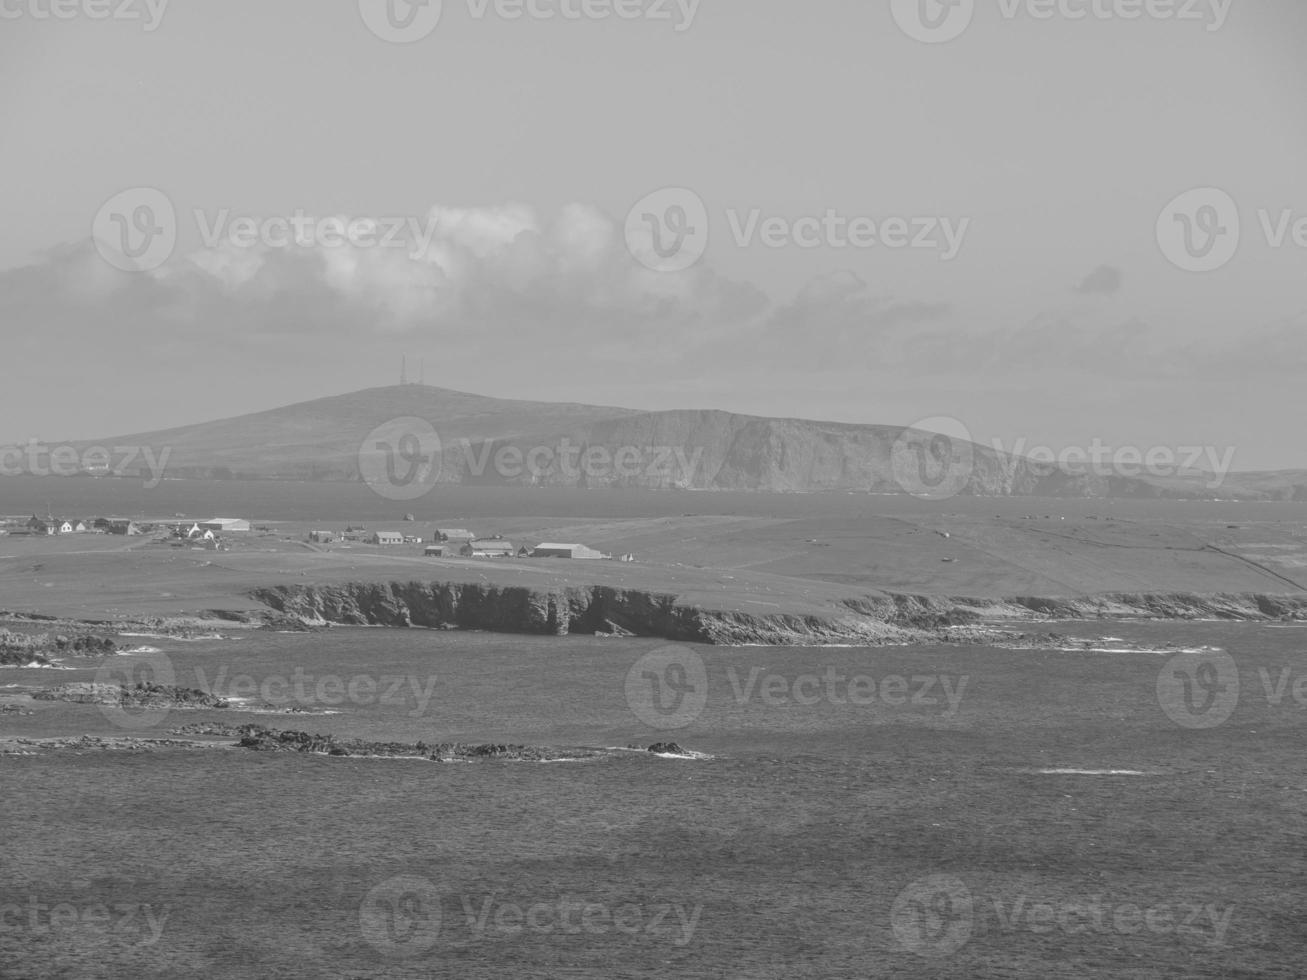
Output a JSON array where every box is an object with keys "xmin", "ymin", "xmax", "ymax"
[{"xmin": 2, "ymin": 508, "xmax": 1307, "ymax": 624}]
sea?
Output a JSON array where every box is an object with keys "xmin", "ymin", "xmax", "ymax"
[
  {"xmin": 1, "ymin": 479, "xmax": 1305, "ymax": 978},
  {"xmin": 3, "ymin": 474, "xmax": 1306, "ymax": 524}
]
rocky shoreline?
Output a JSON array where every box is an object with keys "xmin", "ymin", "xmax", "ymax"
[
  {"xmin": 1, "ymin": 724, "xmax": 701, "ymax": 762},
  {"xmin": 0, "ymin": 628, "xmax": 118, "ymax": 667},
  {"xmin": 248, "ymin": 580, "xmax": 1307, "ymax": 646},
  {"xmin": 2, "ymin": 584, "xmax": 1304, "ymax": 654}
]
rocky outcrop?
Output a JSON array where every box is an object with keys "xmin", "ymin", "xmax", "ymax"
[
  {"xmin": 0, "ymin": 628, "xmax": 117, "ymax": 666},
  {"xmin": 182, "ymin": 723, "xmax": 612, "ymax": 761},
  {"xmin": 33, "ymin": 682, "xmax": 230, "ymax": 710},
  {"xmin": 249, "ymin": 581, "xmax": 1307, "ymax": 646}
]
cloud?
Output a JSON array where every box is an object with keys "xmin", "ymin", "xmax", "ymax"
[
  {"xmin": 1074, "ymin": 264, "xmax": 1123, "ymax": 296},
  {"xmin": 2, "ymin": 205, "xmax": 1265, "ymax": 391},
  {"xmin": 0, "ymin": 203, "xmax": 768, "ymax": 355}
]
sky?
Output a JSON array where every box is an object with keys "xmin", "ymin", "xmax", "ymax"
[{"xmin": 2, "ymin": 0, "xmax": 1305, "ymax": 469}]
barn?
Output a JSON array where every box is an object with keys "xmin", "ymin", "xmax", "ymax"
[
  {"xmin": 434, "ymin": 528, "xmax": 476, "ymax": 543},
  {"xmin": 461, "ymin": 539, "xmax": 515, "ymax": 558},
  {"xmin": 200, "ymin": 518, "xmax": 251, "ymax": 532},
  {"xmin": 532, "ymin": 543, "xmax": 606, "ymax": 560}
]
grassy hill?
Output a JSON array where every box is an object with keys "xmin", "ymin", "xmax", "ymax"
[{"xmin": 23, "ymin": 384, "xmax": 1307, "ymax": 499}]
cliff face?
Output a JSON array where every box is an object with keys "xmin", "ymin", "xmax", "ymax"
[
  {"xmin": 452, "ymin": 412, "xmax": 1147, "ymax": 496},
  {"xmin": 249, "ymin": 582, "xmax": 1307, "ymax": 646},
  {"xmin": 248, "ymin": 581, "xmax": 889, "ymax": 645}
]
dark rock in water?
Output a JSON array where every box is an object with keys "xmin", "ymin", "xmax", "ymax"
[
  {"xmin": 647, "ymin": 742, "xmax": 685, "ymax": 755},
  {"xmin": 34, "ymin": 682, "xmax": 229, "ymax": 710},
  {"xmin": 222, "ymin": 725, "xmax": 606, "ymax": 762},
  {"xmin": 0, "ymin": 628, "xmax": 116, "ymax": 664}
]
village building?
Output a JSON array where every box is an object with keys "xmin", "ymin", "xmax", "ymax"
[
  {"xmin": 25, "ymin": 515, "xmax": 85, "ymax": 535},
  {"xmin": 370, "ymin": 531, "xmax": 404, "ymax": 546},
  {"xmin": 200, "ymin": 518, "xmax": 251, "ymax": 532},
  {"xmin": 532, "ymin": 543, "xmax": 607, "ymax": 560},
  {"xmin": 434, "ymin": 528, "xmax": 476, "ymax": 543},
  {"xmin": 308, "ymin": 530, "xmax": 336, "ymax": 544},
  {"xmin": 461, "ymin": 539, "xmax": 515, "ymax": 558},
  {"xmin": 424, "ymin": 544, "xmax": 447, "ymax": 557},
  {"xmin": 107, "ymin": 520, "xmax": 141, "ymax": 536}
]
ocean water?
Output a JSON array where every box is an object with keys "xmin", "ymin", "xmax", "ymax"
[
  {"xmin": 4, "ymin": 475, "xmax": 1307, "ymax": 524},
  {"xmin": 2, "ymin": 622, "xmax": 1305, "ymax": 978}
]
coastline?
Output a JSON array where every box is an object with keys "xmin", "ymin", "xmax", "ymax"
[{"xmin": 248, "ymin": 580, "xmax": 1307, "ymax": 647}]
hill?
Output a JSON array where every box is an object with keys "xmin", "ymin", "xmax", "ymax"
[{"xmin": 23, "ymin": 385, "xmax": 1307, "ymax": 499}]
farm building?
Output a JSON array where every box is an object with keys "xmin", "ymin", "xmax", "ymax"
[
  {"xmin": 200, "ymin": 518, "xmax": 251, "ymax": 532},
  {"xmin": 26, "ymin": 515, "xmax": 74, "ymax": 535},
  {"xmin": 27, "ymin": 517, "xmax": 90, "ymax": 535},
  {"xmin": 424, "ymin": 545, "xmax": 447, "ymax": 557},
  {"xmin": 461, "ymin": 539, "xmax": 515, "ymax": 558},
  {"xmin": 434, "ymin": 528, "xmax": 476, "ymax": 543},
  {"xmin": 308, "ymin": 530, "xmax": 335, "ymax": 543},
  {"xmin": 370, "ymin": 531, "xmax": 404, "ymax": 546},
  {"xmin": 532, "ymin": 543, "xmax": 606, "ymax": 560}
]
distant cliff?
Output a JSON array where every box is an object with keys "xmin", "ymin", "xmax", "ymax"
[
  {"xmin": 249, "ymin": 581, "xmax": 1307, "ymax": 646},
  {"xmin": 52, "ymin": 384, "xmax": 1307, "ymax": 499}
]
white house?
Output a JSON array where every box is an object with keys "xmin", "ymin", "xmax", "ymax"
[{"xmin": 370, "ymin": 531, "xmax": 404, "ymax": 546}]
